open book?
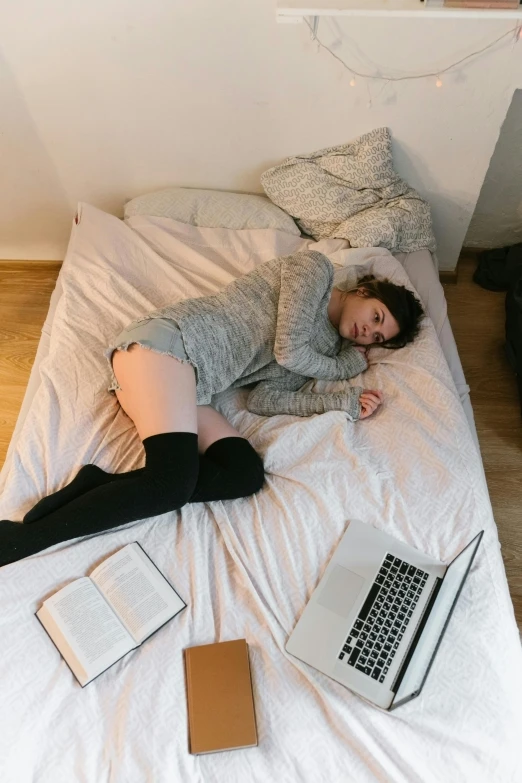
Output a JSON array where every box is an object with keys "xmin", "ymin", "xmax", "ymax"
[{"xmin": 36, "ymin": 542, "xmax": 186, "ymax": 686}]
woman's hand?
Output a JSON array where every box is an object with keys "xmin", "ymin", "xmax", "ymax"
[
  {"xmin": 359, "ymin": 389, "xmax": 383, "ymax": 419},
  {"xmin": 353, "ymin": 345, "xmax": 368, "ymax": 359}
]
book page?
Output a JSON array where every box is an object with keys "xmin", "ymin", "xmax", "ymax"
[
  {"xmin": 37, "ymin": 578, "xmax": 136, "ymax": 686},
  {"xmin": 91, "ymin": 543, "xmax": 186, "ymax": 644}
]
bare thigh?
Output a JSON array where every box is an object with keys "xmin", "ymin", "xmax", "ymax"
[
  {"xmin": 112, "ymin": 344, "xmax": 198, "ymax": 441},
  {"xmin": 196, "ymin": 405, "xmax": 245, "ymax": 453},
  {"xmin": 112, "ymin": 344, "xmax": 244, "ymax": 450}
]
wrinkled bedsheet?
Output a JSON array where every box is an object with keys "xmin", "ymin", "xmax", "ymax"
[{"xmin": 0, "ymin": 204, "xmax": 520, "ymax": 783}]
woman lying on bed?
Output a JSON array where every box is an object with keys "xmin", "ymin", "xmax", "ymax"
[{"xmin": 0, "ymin": 251, "xmax": 423, "ymax": 566}]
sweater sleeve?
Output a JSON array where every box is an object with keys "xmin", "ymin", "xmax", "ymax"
[
  {"xmin": 246, "ymin": 372, "xmax": 362, "ymax": 420},
  {"xmin": 274, "ymin": 251, "xmax": 368, "ymax": 380}
]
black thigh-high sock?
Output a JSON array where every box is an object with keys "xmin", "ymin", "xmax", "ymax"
[
  {"xmin": 190, "ymin": 437, "xmax": 265, "ymax": 502},
  {"xmin": 0, "ymin": 432, "xmax": 198, "ymax": 566},
  {"xmin": 23, "ymin": 436, "xmax": 265, "ymax": 524},
  {"xmin": 23, "ymin": 464, "xmax": 145, "ymax": 523}
]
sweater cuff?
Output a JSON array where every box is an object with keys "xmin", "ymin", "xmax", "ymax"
[{"xmin": 344, "ymin": 387, "xmax": 363, "ymax": 421}]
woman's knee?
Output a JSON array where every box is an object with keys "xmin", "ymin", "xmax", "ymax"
[{"xmin": 206, "ymin": 436, "xmax": 266, "ymax": 496}]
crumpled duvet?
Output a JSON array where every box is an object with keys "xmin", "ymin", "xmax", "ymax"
[{"xmin": 261, "ymin": 127, "xmax": 436, "ymax": 254}]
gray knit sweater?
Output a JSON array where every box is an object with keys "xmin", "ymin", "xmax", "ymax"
[{"xmin": 133, "ymin": 251, "xmax": 367, "ymax": 419}]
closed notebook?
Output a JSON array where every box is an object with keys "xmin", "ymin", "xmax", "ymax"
[{"xmin": 184, "ymin": 639, "xmax": 258, "ymax": 754}]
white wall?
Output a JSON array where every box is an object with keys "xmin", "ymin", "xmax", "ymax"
[
  {"xmin": 1, "ymin": 1, "xmax": 521, "ymax": 269},
  {"xmin": 465, "ymin": 89, "xmax": 522, "ymax": 248}
]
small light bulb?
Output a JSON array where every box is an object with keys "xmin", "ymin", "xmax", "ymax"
[
  {"xmin": 350, "ymin": 77, "xmax": 356, "ymax": 87},
  {"xmin": 436, "ymin": 77, "xmax": 443, "ymax": 88}
]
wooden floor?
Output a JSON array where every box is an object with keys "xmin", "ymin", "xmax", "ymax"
[
  {"xmin": 0, "ymin": 257, "xmax": 521, "ymax": 628},
  {"xmin": 442, "ymin": 254, "xmax": 522, "ymax": 631},
  {"xmin": 0, "ymin": 262, "xmax": 62, "ymax": 461}
]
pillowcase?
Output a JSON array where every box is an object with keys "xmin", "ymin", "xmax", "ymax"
[{"xmin": 123, "ymin": 187, "xmax": 301, "ymax": 236}]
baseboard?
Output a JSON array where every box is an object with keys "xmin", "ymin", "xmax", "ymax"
[
  {"xmin": 439, "ymin": 269, "xmax": 458, "ymax": 284},
  {"xmin": 0, "ymin": 259, "xmax": 62, "ymax": 267},
  {"xmin": 439, "ymin": 246, "xmax": 487, "ymax": 284},
  {"xmin": 460, "ymin": 246, "xmax": 482, "ymax": 258}
]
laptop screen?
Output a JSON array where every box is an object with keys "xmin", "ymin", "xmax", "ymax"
[{"xmin": 392, "ymin": 530, "xmax": 484, "ymax": 708}]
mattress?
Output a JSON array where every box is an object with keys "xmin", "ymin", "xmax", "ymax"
[
  {"xmin": 2, "ymin": 237, "xmax": 480, "ymax": 471},
  {"xmin": 0, "ymin": 204, "xmax": 520, "ymax": 783}
]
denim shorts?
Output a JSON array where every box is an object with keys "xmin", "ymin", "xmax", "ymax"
[{"xmin": 104, "ymin": 317, "xmax": 191, "ymax": 395}]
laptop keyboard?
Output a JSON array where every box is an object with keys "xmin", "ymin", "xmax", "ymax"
[{"xmin": 337, "ymin": 554, "xmax": 429, "ymax": 684}]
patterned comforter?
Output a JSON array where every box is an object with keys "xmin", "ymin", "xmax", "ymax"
[{"xmin": 261, "ymin": 126, "xmax": 436, "ymax": 254}]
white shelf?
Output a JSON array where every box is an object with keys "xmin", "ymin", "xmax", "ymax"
[{"xmin": 277, "ymin": 0, "xmax": 522, "ymax": 21}]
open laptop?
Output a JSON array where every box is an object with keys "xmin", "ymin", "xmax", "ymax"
[{"xmin": 286, "ymin": 519, "xmax": 483, "ymax": 711}]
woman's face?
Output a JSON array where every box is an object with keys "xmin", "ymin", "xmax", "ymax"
[{"xmin": 339, "ymin": 290, "xmax": 400, "ymax": 346}]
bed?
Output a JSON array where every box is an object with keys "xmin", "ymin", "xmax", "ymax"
[{"xmin": 0, "ymin": 202, "xmax": 520, "ymax": 783}]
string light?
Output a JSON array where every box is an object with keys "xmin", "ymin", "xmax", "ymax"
[{"xmin": 303, "ymin": 18, "xmax": 521, "ymax": 88}]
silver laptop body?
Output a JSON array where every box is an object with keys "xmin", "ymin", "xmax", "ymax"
[{"xmin": 286, "ymin": 519, "xmax": 483, "ymax": 710}]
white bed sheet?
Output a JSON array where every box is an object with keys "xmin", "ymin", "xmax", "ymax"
[
  {"xmin": 0, "ymin": 204, "xmax": 521, "ymax": 783},
  {"xmin": 2, "ymin": 239, "xmax": 480, "ymax": 471}
]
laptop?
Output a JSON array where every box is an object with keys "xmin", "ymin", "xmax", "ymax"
[{"xmin": 286, "ymin": 519, "xmax": 483, "ymax": 711}]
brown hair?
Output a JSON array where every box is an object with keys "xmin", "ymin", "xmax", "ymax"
[{"xmin": 341, "ymin": 275, "xmax": 425, "ymax": 349}]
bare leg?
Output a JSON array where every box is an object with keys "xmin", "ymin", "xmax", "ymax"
[
  {"xmin": 22, "ymin": 348, "xmax": 262, "ymax": 526},
  {"xmin": 22, "ymin": 344, "xmax": 198, "ymax": 524},
  {"xmin": 1, "ymin": 343, "xmax": 204, "ymax": 564},
  {"xmin": 112, "ymin": 343, "xmax": 198, "ymax": 439},
  {"xmin": 196, "ymin": 405, "xmax": 245, "ymax": 453}
]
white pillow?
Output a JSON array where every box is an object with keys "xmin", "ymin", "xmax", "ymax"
[{"xmin": 124, "ymin": 187, "xmax": 301, "ymax": 236}]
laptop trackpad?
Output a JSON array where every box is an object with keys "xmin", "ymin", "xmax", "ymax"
[{"xmin": 317, "ymin": 565, "xmax": 365, "ymax": 619}]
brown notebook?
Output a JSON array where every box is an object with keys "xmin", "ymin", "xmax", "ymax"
[{"xmin": 184, "ymin": 639, "xmax": 258, "ymax": 754}]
